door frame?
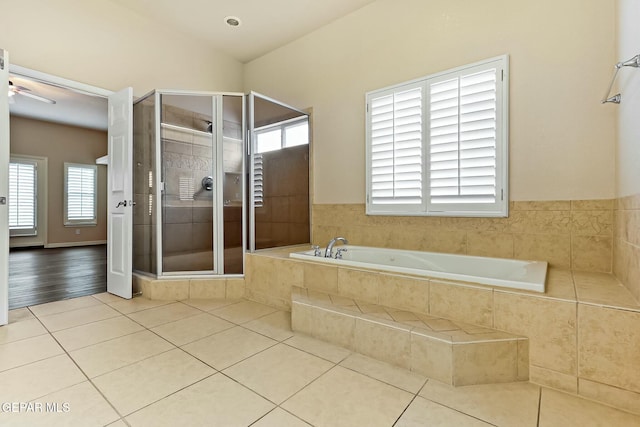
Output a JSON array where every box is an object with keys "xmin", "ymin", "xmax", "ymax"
[
  {"xmin": 1, "ymin": 49, "xmax": 10, "ymax": 325},
  {"xmin": 4, "ymin": 65, "xmax": 114, "ymax": 314}
]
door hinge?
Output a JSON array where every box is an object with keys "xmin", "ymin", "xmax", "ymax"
[
  {"xmin": 501, "ymin": 69, "xmax": 504, "ymax": 81},
  {"xmin": 501, "ymin": 189, "xmax": 504, "ymax": 200}
]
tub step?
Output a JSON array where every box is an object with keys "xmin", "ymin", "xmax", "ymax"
[{"xmin": 291, "ymin": 286, "xmax": 529, "ymax": 386}]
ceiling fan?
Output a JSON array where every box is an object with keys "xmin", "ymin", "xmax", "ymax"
[{"xmin": 8, "ymin": 80, "xmax": 56, "ymax": 104}]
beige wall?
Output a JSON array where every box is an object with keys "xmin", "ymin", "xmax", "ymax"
[
  {"xmin": 10, "ymin": 116, "xmax": 108, "ymax": 245},
  {"xmin": 245, "ymin": 0, "xmax": 617, "ymax": 203},
  {"xmin": 0, "ymin": 0, "xmax": 243, "ymax": 96}
]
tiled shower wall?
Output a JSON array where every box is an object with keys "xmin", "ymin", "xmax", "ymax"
[
  {"xmin": 312, "ymin": 200, "xmax": 614, "ymax": 272},
  {"xmin": 255, "ymin": 145, "xmax": 310, "ymax": 249},
  {"xmin": 614, "ymin": 194, "xmax": 640, "ymax": 299}
]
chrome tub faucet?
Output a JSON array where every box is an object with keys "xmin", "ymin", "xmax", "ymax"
[{"xmin": 325, "ymin": 237, "xmax": 348, "ymax": 258}]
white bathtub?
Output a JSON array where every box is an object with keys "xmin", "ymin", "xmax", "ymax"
[{"xmin": 290, "ymin": 245, "xmax": 547, "ymax": 293}]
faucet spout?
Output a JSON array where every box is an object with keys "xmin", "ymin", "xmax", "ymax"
[{"xmin": 325, "ymin": 237, "xmax": 348, "ymax": 258}]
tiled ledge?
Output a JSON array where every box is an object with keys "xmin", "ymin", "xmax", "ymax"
[{"xmin": 291, "ymin": 286, "xmax": 528, "ymax": 386}]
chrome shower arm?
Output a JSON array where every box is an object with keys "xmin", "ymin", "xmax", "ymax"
[
  {"xmin": 602, "ymin": 54, "xmax": 640, "ymax": 104},
  {"xmin": 602, "ymin": 66, "xmax": 621, "ymax": 104}
]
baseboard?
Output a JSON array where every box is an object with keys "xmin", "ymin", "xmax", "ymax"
[
  {"xmin": 45, "ymin": 240, "xmax": 107, "ymax": 248},
  {"xmin": 10, "ymin": 241, "xmax": 46, "ymax": 249}
]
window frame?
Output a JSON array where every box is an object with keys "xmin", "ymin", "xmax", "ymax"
[
  {"xmin": 8, "ymin": 158, "xmax": 38, "ymax": 237},
  {"xmin": 254, "ymin": 116, "xmax": 309, "ymax": 154},
  {"xmin": 64, "ymin": 162, "xmax": 98, "ymax": 226},
  {"xmin": 366, "ymin": 55, "xmax": 509, "ymax": 218}
]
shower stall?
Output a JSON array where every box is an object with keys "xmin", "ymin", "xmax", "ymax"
[
  {"xmin": 132, "ymin": 91, "xmax": 246, "ymax": 277},
  {"xmin": 131, "ymin": 90, "xmax": 311, "ymax": 279}
]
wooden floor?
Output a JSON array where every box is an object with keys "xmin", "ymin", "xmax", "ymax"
[{"xmin": 8, "ymin": 245, "xmax": 107, "ymax": 310}]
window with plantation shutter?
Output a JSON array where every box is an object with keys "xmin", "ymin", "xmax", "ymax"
[
  {"xmin": 368, "ymin": 84, "xmax": 423, "ymax": 210},
  {"xmin": 366, "ymin": 55, "xmax": 508, "ymax": 217},
  {"xmin": 8, "ymin": 160, "xmax": 37, "ymax": 236},
  {"xmin": 64, "ymin": 163, "xmax": 97, "ymax": 226}
]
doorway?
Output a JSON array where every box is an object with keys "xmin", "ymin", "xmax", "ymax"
[{"xmin": 7, "ymin": 66, "xmax": 111, "ymax": 309}]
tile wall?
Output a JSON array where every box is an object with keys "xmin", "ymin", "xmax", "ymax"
[
  {"xmin": 614, "ymin": 193, "xmax": 640, "ymax": 299},
  {"xmin": 255, "ymin": 145, "xmax": 310, "ymax": 250},
  {"xmin": 313, "ymin": 200, "xmax": 614, "ymax": 272},
  {"xmin": 133, "ymin": 274, "xmax": 245, "ymax": 301}
]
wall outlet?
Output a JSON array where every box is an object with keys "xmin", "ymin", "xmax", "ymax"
[{"xmin": 75, "ymin": 229, "xmax": 81, "ymax": 235}]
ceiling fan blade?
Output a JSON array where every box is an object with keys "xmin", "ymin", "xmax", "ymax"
[{"xmin": 18, "ymin": 91, "xmax": 57, "ymax": 104}]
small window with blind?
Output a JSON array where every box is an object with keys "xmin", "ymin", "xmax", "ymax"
[
  {"xmin": 366, "ymin": 55, "xmax": 509, "ymax": 217},
  {"xmin": 253, "ymin": 116, "xmax": 309, "ymax": 208},
  {"xmin": 8, "ymin": 159, "xmax": 38, "ymax": 236},
  {"xmin": 64, "ymin": 163, "xmax": 98, "ymax": 226}
]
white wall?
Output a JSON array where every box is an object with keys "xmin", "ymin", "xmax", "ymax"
[
  {"xmin": 245, "ymin": 0, "xmax": 617, "ymax": 203},
  {"xmin": 617, "ymin": 0, "xmax": 640, "ymax": 197},
  {"xmin": 0, "ymin": 0, "xmax": 243, "ymax": 96}
]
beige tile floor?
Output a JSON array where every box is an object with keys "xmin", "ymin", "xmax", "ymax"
[{"xmin": 0, "ymin": 294, "xmax": 639, "ymax": 426}]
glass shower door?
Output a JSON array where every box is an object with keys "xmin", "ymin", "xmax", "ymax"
[{"xmin": 160, "ymin": 94, "xmax": 217, "ymax": 273}]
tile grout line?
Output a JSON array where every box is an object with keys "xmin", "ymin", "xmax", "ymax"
[
  {"xmin": 391, "ymin": 392, "xmax": 420, "ymax": 426},
  {"xmin": 25, "ymin": 299, "xmax": 128, "ymax": 423},
  {"xmin": 536, "ymin": 386, "xmax": 542, "ymax": 426}
]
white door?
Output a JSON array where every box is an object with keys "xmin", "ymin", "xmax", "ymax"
[
  {"xmin": 0, "ymin": 50, "xmax": 9, "ymax": 325},
  {"xmin": 107, "ymin": 87, "xmax": 133, "ymax": 299}
]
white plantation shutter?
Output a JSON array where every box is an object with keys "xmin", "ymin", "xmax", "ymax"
[
  {"xmin": 429, "ymin": 67, "xmax": 498, "ymax": 205},
  {"xmin": 366, "ymin": 55, "xmax": 508, "ymax": 217},
  {"xmin": 368, "ymin": 84, "xmax": 424, "ymax": 211},
  {"xmin": 8, "ymin": 161, "xmax": 37, "ymax": 235},
  {"xmin": 65, "ymin": 163, "xmax": 97, "ymax": 225}
]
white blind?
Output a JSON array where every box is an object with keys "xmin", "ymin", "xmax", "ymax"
[
  {"xmin": 370, "ymin": 86, "xmax": 423, "ymax": 205},
  {"xmin": 66, "ymin": 165, "xmax": 96, "ymax": 222},
  {"xmin": 429, "ymin": 68, "xmax": 497, "ymax": 204},
  {"xmin": 253, "ymin": 154, "xmax": 264, "ymax": 208},
  {"xmin": 8, "ymin": 162, "xmax": 36, "ymax": 232}
]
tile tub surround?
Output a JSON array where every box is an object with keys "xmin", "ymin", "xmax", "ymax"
[
  {"xmin": 614, "ymin": 193, "xmax": 640, "ymax": 300},
  {"xmin": 244, "ymin": 249, "xmax": 640, "ymax": 415},
  {"xmin": 313, "ymin": 200, "xmax": 614, "ymax": 272},
  {"xmin": 3, "ymin": 294, "xmax": 640, "ymax": 426}
]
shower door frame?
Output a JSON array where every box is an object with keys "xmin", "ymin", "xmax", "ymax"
[
  {"xmin": 154, "ymin": 90, "xmax": 246, "ymax": 277},
  {"xmin": 247, "ymin": 91, "xmax": 310, "ymax": 252}
]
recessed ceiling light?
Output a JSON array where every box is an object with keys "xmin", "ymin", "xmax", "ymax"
[{"xmin": 224, "ymin": 16, "xmax": 241, "ymax": 27}]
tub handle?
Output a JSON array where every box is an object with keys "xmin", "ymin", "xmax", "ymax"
[
  {"xmin": 335, "ymin": 248, "xmax": 348, "ymax": 259},
  {"xmin": 311, "ymin": 245, "xmax": 322, "ymax": 257}
]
